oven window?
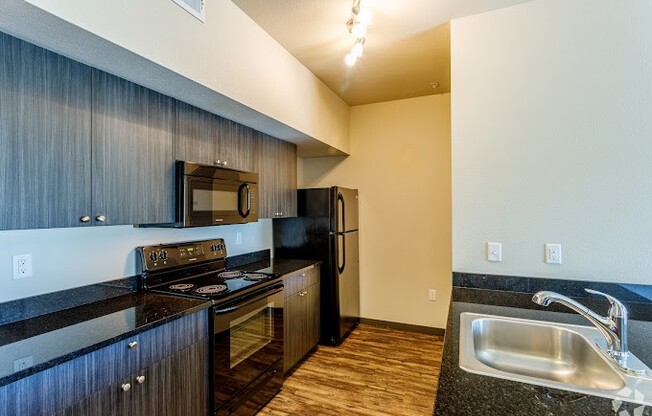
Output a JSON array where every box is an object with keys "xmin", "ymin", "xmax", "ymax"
[{"xmin": 229, "ymin": 301, "xmax": 274, "ymax": 369}]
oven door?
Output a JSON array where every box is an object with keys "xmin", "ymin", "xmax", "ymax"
[
  {"xmin": 185, "ymin": 176, "xmax": 257, "ymax": 226},
  {"xmin": 213, "ymin": 283, "xmax": 284, "ymax": 412}
]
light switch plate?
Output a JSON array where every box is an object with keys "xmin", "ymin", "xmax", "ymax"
[{"xmin": 487, "ymin": 243, "xmax": 502, "ymax": 262}]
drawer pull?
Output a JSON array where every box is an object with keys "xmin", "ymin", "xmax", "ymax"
[
  {"xmin": 121, "ymin": 383, "xmax": 131, "ymax": 392},
  {"xmin": 136, "ymin": 375, "xmax": 146, "ymax": 384},
  {"xmin": 128, "ymin": 341, "xmax": 138, "ymax": 349},
  {"xmin": 299, "ymin": 291, "xmax": 308, "ymax": 297}
]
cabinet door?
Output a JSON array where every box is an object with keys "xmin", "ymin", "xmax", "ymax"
[
  {"xmin": 134, "ymin": 339, "xmax": 209, "ymax": 416},
  {"xmin": 91, "ymin": 70, "xmax": 175, "ymax": 226},
  {"xmin": 277, "ymin": 139, "xmax": 297, "ymax": 218},
  {"xmin": 257, "ymin": 133, "xmax": 280, "ymax": 218},
  {"xmin": 175, "ymin": 101, "xmax": 217, "ymax": 166},
  {"xmin": 283, "ymin": 291, "xmax": 308, "ymax": 374},
  {"xmin": 56, "ymin": 377, "xmax": 131, "ymax": 416},
  {"xmin": 256, "ymin": 133, "xmax": 297, "ymax": 219},
  {"xmin": 0, "ymin": 32, "xmax": 92, "ymax": 230},
  {"xmin": 215, "ymin": 118, "xmax": 256, "ymax": 172}
]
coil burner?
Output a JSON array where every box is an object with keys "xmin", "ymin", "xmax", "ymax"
[
  {"xmin": 169, "ymin": 283, "xmax": 195, "ymax": 291},
  {"xmin": 217, "ymin": 271, "xmax": 244, "ymax": 279},
  {"xmin": 243, "ymin": 273, "xmax": 269, "ymax": 282},
  {"xmin": 195, "ymin": 284, "xmax": 228, "ymax": 295}
]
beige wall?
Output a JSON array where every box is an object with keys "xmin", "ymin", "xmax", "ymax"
[
  {"xmin": 452, "ymin": 0, "xmax": 652, "ymax": 283},
  {"xmin": 300, "ymin": 94, "xmax": 452, "ymax": 329}
]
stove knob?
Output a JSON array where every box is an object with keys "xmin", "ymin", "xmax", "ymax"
[
  {"xmin": 160, "ymin": 250, "xmax": 168, "ymax": 260},
  {"xmin": 149, "ymin": 252, "xmax": 157, "ymax": 262},
  {"xmin": 210, "ymin": 244, "xmax": 217, "ymax": 252}
]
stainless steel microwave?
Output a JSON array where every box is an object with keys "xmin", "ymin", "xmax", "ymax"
[{"xmin": 175, "ymin": 161, "xmax": 258, "ymax": 227}]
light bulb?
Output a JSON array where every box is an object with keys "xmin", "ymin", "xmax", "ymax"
[
  {"xmin": 357, "ymin": 9, "xmax": 372, "ymax": 26},
  {"xmin": 345, "ymin": 53, "xmax": 357, "ymax": 66},
  {"xmin": 351, "ymin": 42, "xmax": 364, "ymax": 58},
  {"xmin": 351, "ymin": 22, "xmax": 367, "ymax": 38}
]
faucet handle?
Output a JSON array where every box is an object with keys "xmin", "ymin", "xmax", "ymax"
[{"xmin": 584, "ymin": 289, "xmax": 627, "ymax": 319}]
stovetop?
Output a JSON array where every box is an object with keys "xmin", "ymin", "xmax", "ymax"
[
  {"xmin": 137, "ymin": 238, "xmax": 280, "ymax": 303},
  {"xmin": 150, "ymin": 270, "xmax": 279, "ymax": 300}
]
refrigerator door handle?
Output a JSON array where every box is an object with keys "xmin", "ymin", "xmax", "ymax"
[
  {"xmin": 337, "ymin": 192, "xmax": 345, "ymax": 232},
  {"xmin": 338, "ymin": 233, "xmax": 346, "ymax": 274}
]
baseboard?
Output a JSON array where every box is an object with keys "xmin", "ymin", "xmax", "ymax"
[{"xmin": 359, "ymin": 318, "xmax": 445, "ymax": 336}]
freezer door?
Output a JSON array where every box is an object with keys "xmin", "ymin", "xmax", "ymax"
[
  {"xmin": 334, "ymin": 187, "xmax": 359, "ymax": 233},
  {"xmin": 336, "ymin": 230, "xmax": 360, "ymax": 340}
]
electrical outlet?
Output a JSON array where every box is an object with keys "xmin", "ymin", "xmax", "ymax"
[
  {"xmin": 428, "ymin": 289, "xmax": 437, "ymax": 302},
  {"xmin": 13, "ymin": 356, "xmax": 34, "ymax": 372},
  {"xmin": 545, "ymin": 244, "xmax": 562, "ymax": 264},
  {"xmin": 12, "ymin": 254, "xmax": 33, "ymax": 279}
]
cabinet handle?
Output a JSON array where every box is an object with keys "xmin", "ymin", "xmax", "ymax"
[
  {"xmin": 80, "ymin": 215, "xmax": 91, "ymax": 223},
  {"xmin": 128, "ymin": 341, "xmax": 138, "ymax": 349},
  {"xmin": 301, "ymin": 273, "xmax": 306, "ymax": 277},
  {"xmin": 136, "ymin": 375, "xmax": 146, "ymax": 384},
  {"xmin": 215, "ymin": 160, "xmax": 222, "ymax": 166},
  {"xmin": 95, "ymin": 215, "xmax": 106, "ymax": 222},
  {"xmin": 121, "ymin": 383, "xmax": 131, "ymax": 392},
  {"xmin": 222, "ymin": 160, "xmax": 227, "ymax": 166},
  {"xmin": 299, "ymin": 291, "xmax": 308, "ymax": 297}
]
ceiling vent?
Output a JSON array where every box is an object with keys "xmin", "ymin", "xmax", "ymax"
[{"xmin": 172, "ymin": 0, "xmax": 205, "ymax": 22}]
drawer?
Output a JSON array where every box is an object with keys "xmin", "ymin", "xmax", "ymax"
[
  {"xmin": 113, "ymin": 308, "xmax": 209, "ymax": 379},
  {"xmin": 283, "ymin": 265, "xmax": 319, "ymax": 298}
]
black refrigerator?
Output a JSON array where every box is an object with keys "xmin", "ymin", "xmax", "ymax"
[{"xmin": 273, "ymin": 187, "xmax": 360, "ymax": 346}]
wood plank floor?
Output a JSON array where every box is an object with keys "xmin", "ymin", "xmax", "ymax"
[{"xmin": 259, "ymin": 324, "xmax": 445, "ymax": 416}]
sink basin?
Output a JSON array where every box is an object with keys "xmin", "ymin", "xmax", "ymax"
[{"xmin": 459, "ymin": 313, "xmax": 652, "ymax": 405}]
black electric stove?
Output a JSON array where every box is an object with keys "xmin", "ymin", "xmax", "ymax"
[
  {"xmin": 137, "ymin": 239, "xmax": 284, "ymax": 416},
  {"xmin": 137, "ymin": 238, "xmax": 280, "ymax": 303}
]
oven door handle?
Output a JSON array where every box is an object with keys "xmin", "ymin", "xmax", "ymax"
[{"xmin": 214, "ymin": 284, "xmax": 283, "ymax": 315}]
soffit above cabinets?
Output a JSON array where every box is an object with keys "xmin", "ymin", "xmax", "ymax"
[{"xmin": 232, "ymin": 0, "xmax": 536, "ymax": 106}]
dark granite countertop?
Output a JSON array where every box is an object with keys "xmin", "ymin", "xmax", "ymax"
[
  {"xmin": 226, "ymin": 249, "xmax": 320, "ymax": 277},
  {"xmin": 239, "ymin": 258, "xmax": 320, "ymax": 276},
  {"xmin": 0, "ymin": 291, "xmax": 210, "ymax": 387},
  {"xmin": 434, "ymin": 273, "xmax": 652, "ymax": 416}
]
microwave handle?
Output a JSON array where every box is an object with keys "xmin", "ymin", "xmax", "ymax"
[{"xmin": 238, "ymin": 183, "xmax": 251, "ymax": 218}]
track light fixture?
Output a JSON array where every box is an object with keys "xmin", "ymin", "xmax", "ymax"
[{"xmin": 344, "ymin": 0, "xmax": 372, "ymax": 67}]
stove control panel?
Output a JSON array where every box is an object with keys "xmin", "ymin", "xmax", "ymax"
[{"xmin": 137, "ymin": 238, "xmax": 227, "ymax": 272}]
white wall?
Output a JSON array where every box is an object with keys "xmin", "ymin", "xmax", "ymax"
[
  {"xmin": 452, "ymin": 0, "xmax": 652, "ymax": 283},
  {"xmin": 0, "ymin": 221, "xmax": 272, "ymax": 303},
  {"xmin": 0, "ymin": 0, "xmax": 350, "ymax": 156},
  {"xmin": 300, "ymin": 94, "xmax": 451, "ymax": 329}
]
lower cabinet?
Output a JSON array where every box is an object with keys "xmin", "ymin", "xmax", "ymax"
[
  {"xmin": 0, "ymin": 310, "xmax": 210, "ymax": 416},
  {"xmin": 283, "ymin": 266, "xmax": 320, "ymax": 374},
  {"xmin": 57, "ymin": 339, "xmax": 209, "ymax": 416}
]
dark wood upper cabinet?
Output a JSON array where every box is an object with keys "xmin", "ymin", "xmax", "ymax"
[
  {"xmin": 175, "ymin": 101, "xmax": 217, "ymax": 166},
  {"xmin": 0, "ymin": 32, "xmax": 92, "ymax": 230},
  {"xmin": 215, "ymin": 119, "xmax": 257, "ymax": 172},
  {"xmin": 257, "ymin": 133, "xmax": 297, "ymax": 219},
  {"xmin": 91, "ymin": 70, "xmax": 176, "ymax": 226},
  {"xmin": 0, "ymin": 30, "xmax": 298, "ymax": 230}
]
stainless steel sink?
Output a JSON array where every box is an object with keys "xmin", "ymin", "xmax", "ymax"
[{"xmin": 459, "ymin": 313, "xmax": 652, "ymax": 406}]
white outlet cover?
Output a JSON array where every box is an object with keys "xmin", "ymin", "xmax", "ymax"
[
  {"xmin": 545, "ymin": 244, "xmax": 562, "ymax": 264},
  {"xmin": 12, "ymin": 254, "xmax": 33, "ymax": 279},
  {"xmin": 428, "ymin": 290, "xmax": 437, "ymax": 301},
  {"xmin": 487, "ymin": 242, "xmax": 502, "ymax": 262}
]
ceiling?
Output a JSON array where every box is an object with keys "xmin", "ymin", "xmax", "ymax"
[{"xmin": 231, "ymin": 0, "xmax": 535, "ymax": 106}]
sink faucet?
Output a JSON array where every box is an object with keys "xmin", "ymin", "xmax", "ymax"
[{"xmin": 532, "ymin": 289, "xmax": 641, "ymax": 374}]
